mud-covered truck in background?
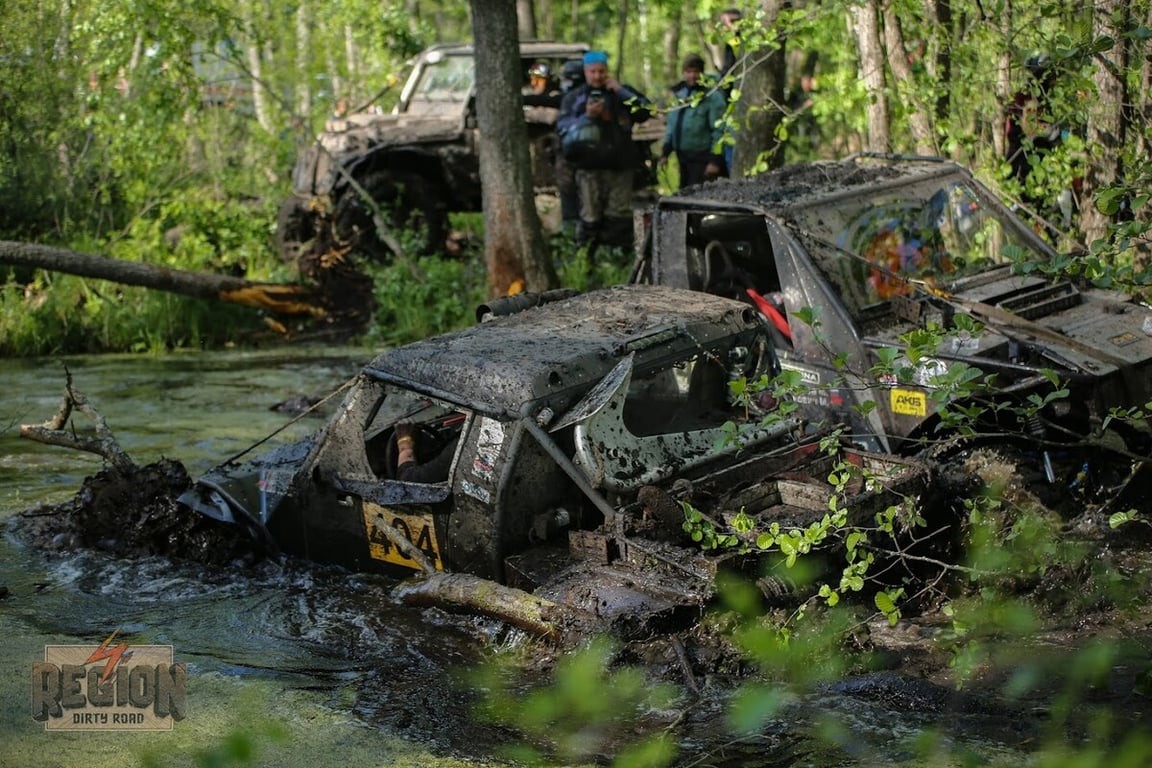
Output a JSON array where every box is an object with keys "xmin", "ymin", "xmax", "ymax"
[
  {"xmin": 279, "ymin": 41, "xmax": 653, "ymax": 268},
  {"xmin": 278, "ymin": 42, "xmax": 587, "ymax": 266}
]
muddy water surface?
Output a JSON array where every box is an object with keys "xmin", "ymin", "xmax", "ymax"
[
  {"xmin": 1, "ymin": 348, "xmax": 515, "ymax": 767},
  {"xmin": 0, "ymin": 348, "xmax": 1053, "ymax": 767}
]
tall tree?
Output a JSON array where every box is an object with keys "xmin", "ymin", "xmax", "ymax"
[
  {"xmin": 1079, "ymin": 0, "xmax": 1128, "ymax": 246},
  {"xmin": 881, "ymin": 1, "xmax": 936, "ymax": 155},
  {"xmin": 661, "ymin": 4, "xmax": 682, "ymax": 88},
  {"xmin": 517, "ymin": 0, "xmax": 537, "ymax": 40},
  {"xmin": 850, "ymin": 0, "xmax": 891, "ymax": 152},
  {"xmin": 470, "ymin": 0, "xmax": 558, "ymax": 297},
  {"xmin": 731, "ymin": 0, "xmax": 788, "ymax": 175},
  {"xmin": 926, "ymin": 0, "xmax": 952, "ymax": 126}
]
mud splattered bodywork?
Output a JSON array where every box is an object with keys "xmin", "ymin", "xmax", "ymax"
[
  {"xmin": 635, "ymin": 155, "xmax": 1152, "ymax": 459},
  {"xmin": 180, "ymin": 285, "xmax": 800, "ymax": 582}
]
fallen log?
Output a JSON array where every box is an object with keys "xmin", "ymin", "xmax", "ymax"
[
  {"xmin": 373, "ymin": 518, "xmax": 583, "ymax": 640},
  {"xmin": 392, "ymin": 572, "xmax": 589, "ymax": 642},
  {"xmin": 0, "ymin": 240, "xmax": 327, "ymax": 318}
]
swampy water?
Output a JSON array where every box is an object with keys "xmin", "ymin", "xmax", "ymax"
[
  {"xmin": 0, "ymin": 348, "xmax": 1080, "ymax": 767},
  {"xmin": 1, "ymin": 348, "xmax": 517, "ymax": 767}
]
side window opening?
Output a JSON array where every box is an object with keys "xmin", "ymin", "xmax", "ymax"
[
  {"xmin": 623, "ymin": 352, "xmax": 735, "ymax": 436},
  {"xmin": 572, "ymin": 347, "xmax": 786, "ymax": 493},
  {"xmin": 685, "ymin": 212, "xmax": 792, "ymax": 348},
  {"xmin": 362, "ymin": 386, "xmax": 466, "ymax": 482}
]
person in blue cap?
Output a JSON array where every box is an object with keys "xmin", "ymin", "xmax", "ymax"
[{"xmin": 556, "ymin": 50, "xmax": 652, "ymax": 248}]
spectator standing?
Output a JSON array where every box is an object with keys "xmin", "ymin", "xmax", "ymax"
[
  {"xmin": 557, "ymin": 50, "xmax": 653, "ymax": 248},
  {"xmin": 1004, "ymin": 54, "xmax": 1079, "ymax": 226},
  {"xmin": 718, "ymin": 8, "xmax": 743, "ymax": 81},
  {"xmin": 660, "ymin": 54, "xmax": 727, "ymax": 189},
  {"xmin": 555, "ymin": 60, "xmax": 586, "ymax": 231}
]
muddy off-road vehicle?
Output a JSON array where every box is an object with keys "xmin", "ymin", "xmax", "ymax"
[
  {"xmin": 178, "ymin": 284, "xmax": 929, "ymax": 617},
  {"xmin": 179, "ymin": 285, "xmax": 793, "ymax": 580},
  {"xmin": 633, "ymin": 155, "xmax": 1152, "ymax": 470},
  {"xmin": 278, "ymin": 41, "xmax": 659, "ymax": 266}
]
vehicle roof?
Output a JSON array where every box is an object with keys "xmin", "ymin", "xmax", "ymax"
[
  {"xmin": 656, "ymin": 155, "xmax": 970, "ymax": 214},
  {"xmin": 363, "ymin": 284, "xmax": 761, "ymax": 416}
]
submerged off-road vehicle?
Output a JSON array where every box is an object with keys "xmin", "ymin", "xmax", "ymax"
[
  {"xmin": 634, "ymin": 155, "xmax": 1152, "ymax": 470},
  {"xmin": 176, "ymin": 284, "xmax": 930, "ymax": 633},
  {"xmin": 179, "ymin": 285, "xmax": 803, "ymax": 581},
  {"xmin": 279, "ymin": 41, "xmax": 589, "ymax": 266}
]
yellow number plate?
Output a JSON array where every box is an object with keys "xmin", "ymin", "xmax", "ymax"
[
  {"xmin": 890, "ymin": 388, "xmax": 928, "ymax": 417},
  {"xmin": 362, "ymin": 502, "xmax": 442, "ymax": 571}
]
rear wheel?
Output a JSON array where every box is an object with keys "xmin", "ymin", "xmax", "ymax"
[{"xmin": 336, "ymin": 171, "xmax": 450, "ymax": 259}]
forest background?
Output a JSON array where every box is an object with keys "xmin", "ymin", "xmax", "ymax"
[
  {"xmin": 4, "ymin": 3, "xmax": 1152, "ymax": 765},
  {"xmin": 0, "ymin": 0, "xmax": 1149, "ymax": 357}
]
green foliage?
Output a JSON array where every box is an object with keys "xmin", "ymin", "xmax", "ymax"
[
  {"xmin": 0, "ymin": 272, "xmax": 261, "ymax": 355},
  {"xmin": 472, "ymin": 637, "xmax": 678, "ymax": 767},
  {"xmin": 138, "ymin": 692, "xmax": 289, "ymax": 768},
  {"xmin": 552, "ymin": 236, "xmax": 636, "ymax": 292},
  {"xmin": 362, "ymin": 253, "xmax": 489, "ymax": 346}
]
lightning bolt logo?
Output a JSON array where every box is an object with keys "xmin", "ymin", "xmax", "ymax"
[{"xmin": 83, "ymin": 630, "xmax": 133, "ymax": 684}]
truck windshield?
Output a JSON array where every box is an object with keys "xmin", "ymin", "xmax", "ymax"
[
  {"xmin": 788, "ymin": 176, "xmax": 1048, "ymax": 310},
  {"xmin": 409, "ymin": 54, "xmax": 474, "ymax": 104}
]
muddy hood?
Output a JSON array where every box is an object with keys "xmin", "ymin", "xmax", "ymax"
[{"xmin": 947, "ymin": 272, "xmax": 1152, "ymax": 390}]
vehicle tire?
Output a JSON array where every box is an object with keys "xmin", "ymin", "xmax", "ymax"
[{"xmin": 340, "ymin": 170, "xmax": 450, "ymax": 260}]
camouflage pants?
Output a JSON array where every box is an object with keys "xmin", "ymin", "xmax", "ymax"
[{"xmin": 575, "ymin": 167, "xmax": 633, "ymax": 228}]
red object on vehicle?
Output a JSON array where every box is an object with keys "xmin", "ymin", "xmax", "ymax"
[{"xmin": 745, "ymin": 288, "xmax": 792, "ymax": 341}]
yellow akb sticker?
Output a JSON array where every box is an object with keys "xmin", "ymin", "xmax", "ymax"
[
  {"xmin": 362, "ymin": 502, "xmax": 442, "ymax": 571},
  {"xmin": 890, "ymin": 388, "xmax": 928, "ymax": 417}
]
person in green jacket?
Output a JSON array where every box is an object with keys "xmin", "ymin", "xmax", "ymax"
[{"xmin": 659, "ymin": 53, "xmax": 727, "ymax": 189}]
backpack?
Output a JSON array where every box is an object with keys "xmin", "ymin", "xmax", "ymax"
[{"xmin": 561, "ymin": 115, "xmax": 618, "ymax": 169}]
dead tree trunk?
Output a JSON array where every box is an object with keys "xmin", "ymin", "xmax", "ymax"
[{"xmin": 0, "ymin": 240, "xmax": 327, "ymax": 319}]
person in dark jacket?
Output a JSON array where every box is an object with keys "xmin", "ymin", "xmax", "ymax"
[
  {"xmin": 555, "ymin": 59, "xmax": 586, "ymax": 230},
  {"xmin": 556, "ymin": 50, "xmax": 652, "ymax": 247},
  {"xmin": 718, "ymin": 8, "xmax": 743, "ymax": 81},
  {"xmin": 659, "ymin": 53, "xmax": 727, "ymax": 189}
]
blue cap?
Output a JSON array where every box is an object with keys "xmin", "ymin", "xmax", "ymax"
[{"xmin": 583, "ymin": 50, "xmax": 608, "ymax": 65}]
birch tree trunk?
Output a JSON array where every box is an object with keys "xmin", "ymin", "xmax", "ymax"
[
  {"xmin": 881, "ymin": 1, "xmax": 936, "ymax": 155},
  {"xmin": 344, "ymin": 25, "xmax": 359, "ymax": 103},
  {"xmin": 295, "ymin": 0, "xmax": 312, "ymax": 118},
  {"xmin": 241, "ymin": 0, "xmax": 274, "ymax": 134},
  {"xmin": 471, "ymin": 0, "xmax": 558, "ymax": 296},
  {"xmin": 1079, "ymin": 0, "xmax": 1128, "ymax": 247},
  {"xmin": 849, "ymin": 0, "xmax": 890, "ymax": 152},
  {"xmin": 993, "ymin": 2, "xmax": 1013, "ymax": 165}
]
